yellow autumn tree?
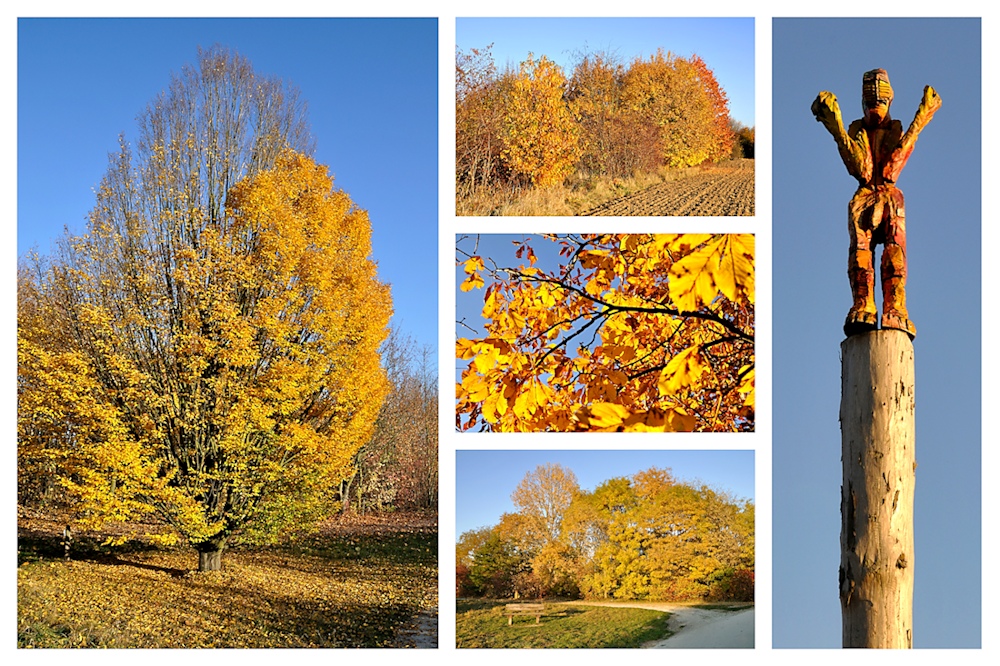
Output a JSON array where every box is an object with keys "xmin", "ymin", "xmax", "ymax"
[
  {"xmin": 580, "ymin": 471, "xmax": 754, "ymax": 601},
  {"xmin": 621, "ymin": 50, "xmax": 731, "ymax": 168},
  {"xmin": 567, "ymin": 51, "xmax": 661, "ymax": 178},
  {"xmin": 456, "ymin": 234, "xmax": 754, "ymax": 432},
  {"xmin": 16, "ymin": 48, "xmax": 390, "ymax": 571},
  {"xmin": 499, "ymin": 54, "xmax": 581, "ymax": 188}
]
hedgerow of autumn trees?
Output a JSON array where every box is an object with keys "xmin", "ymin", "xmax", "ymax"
[
  {"xmin": 17, "ymin": 47, "xmax": 434, "ymax": 572},
  {"xmin": 456, "ymin": 45, "xmax": 742, "ymax": 198},
  {"xmin": 457, "ymin": 463, "xmax": 754, "ymax": 602},
  {"xmin": 457, "ymin": 234, "xmax": 754, "ymax": 432}
]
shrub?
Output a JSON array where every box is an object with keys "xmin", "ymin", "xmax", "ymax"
[{"xmin": 707, "ymin": 568, "xmax": 754, "ymax": 601}]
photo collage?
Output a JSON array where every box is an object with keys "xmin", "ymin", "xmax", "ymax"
[{"xmin": 11, "ymin": 9, "xmax": 987, "ymax": 660}]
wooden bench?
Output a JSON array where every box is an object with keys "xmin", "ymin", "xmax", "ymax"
[{"xmin": 506, "ymin": 602, "xmax": 545, "ymax": 625}]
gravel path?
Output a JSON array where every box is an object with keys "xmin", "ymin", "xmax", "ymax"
[
  {"xmin": 391, "ymin": 608, "xmax": 438, "ymax": 648},
  {"xmin": 563, "ymin": 600, "xmax": 754, "ymax": 649},
  {"xmin": 650, "ymin": 607, "xmax": 754, "ymax": 648}
]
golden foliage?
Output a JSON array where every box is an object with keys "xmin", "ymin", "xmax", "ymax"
[
  {"xmin": 621, "ymin": 50, "xmax": 731, "ymax": 168},
  {"xmin": 456, "ymin": 44, "xmax": 505, "ymax": 198},
  {"xmin": 18, "ymin": 150, "xmax": 391, "ymax": 554},
  {"xmin": 510, "ymin": 463, "xmax": 580, "ymax": 545},
  {"xmin": 579, "ymin": 478, "xmax": 753, "ymax": 601},
  {"xmin": 500, "ymin": 54, "xmax": 582, "ymax": 188},
  {"xmin": 344, "ymin": 329, "xmax": 439, "ymax": 514},
  {"xmin": 456, "ymin": 234, "xmax": 754, "ymax": 432},
  {"xmin": 459, "ymin": 465, "xmax": 753, "ymax": 602},
  {"xmin": 455, "ymin": 44, "xmax": 739, "ymax": 213}
]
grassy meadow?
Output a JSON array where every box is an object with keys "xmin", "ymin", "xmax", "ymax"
[
  {"xmin": 455, "ymin": 599, "xmax": 673, "ymax": 649},
  {"xmin": 457, "ymin": 164, "xmax": 710, "ymax": 217}
]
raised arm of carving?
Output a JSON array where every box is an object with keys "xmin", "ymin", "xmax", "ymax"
[
  {"xmin": 883, "ymin": 86, "xmax": 941, "ymax": 183},
  {"xmin": 812, "ymin": 91, "xmax": 872, "ymax": 183}
]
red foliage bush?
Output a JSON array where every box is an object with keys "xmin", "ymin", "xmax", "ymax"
[
  {"xmin": 456, "ymin": 563, "xmax": 476, "ymax": 597},
  {"xmin": 707, "ymin": 568, "xmax": 754, "ymax": 602}
]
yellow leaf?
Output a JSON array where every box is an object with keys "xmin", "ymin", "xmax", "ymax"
[
  {"xmin": 726, "ymin": 234, "xmax": 755, "ymax": 304},
  {"xmin": 668, "ymin": 236, "xmax": 724, "ymax": 311},
  {"xmin": 665, "ymin": 408, "xmax": 697, "ymax": 432},
  {"xmin": 588, "ymin": 402, "xmax": 630, "ymax": 428},
  {"xmin": 463, "ymin": 256, "xmax": 485, "ymax": 274},
  {"xmin": 738, "ymin": 366, "xmax": 755, "ymax": 408},
  {"xmin": 461, "ymin": 272, "xmax": 484, "ymax": 291},
  {"xmin": 461, "ymin": 372, "xmax": 491, "ymax": 402},
  {"xmin": 658, "ymin": 346, "xmax": 707, "ymax": 396}
]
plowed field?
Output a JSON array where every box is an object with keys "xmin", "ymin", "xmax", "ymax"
[{"xmin": 581, "ymin": 159, "xmax": 754, "ymax": 217}]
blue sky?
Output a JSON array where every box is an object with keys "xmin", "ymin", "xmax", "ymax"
[
  {"xmin": 457, "ymin": 17, "xmax": 755, "ymax": 128},
  {"xmin": 456, "ymin": 449, "xmax": 754, "ymax": 538},
  {"xmin": 772, "ymin": 18, "xmax": 981, "ymax": 649},
  {"xmin": 16, "ymin": 18, "xmax": 438, "ymax": 360}
]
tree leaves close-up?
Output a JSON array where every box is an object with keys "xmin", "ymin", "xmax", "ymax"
[{"xmin": 456, "ymin": 234, "xmax": 754, "ymax": 432}]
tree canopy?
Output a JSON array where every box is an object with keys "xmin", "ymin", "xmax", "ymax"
[
  {"xmin": 456, "ymin": 234, "xmax": 754, "ymax": 432},
  {"xmin": 457, "ymin": 465, "xmax": 754, "ymax": 602},
  {"xmin": 499, "ymin": 54, "xmax": 581, "ymax": 188},
  {"xmin": 17, "ymin": 48, "xmax": 391, "ymax": 570},
  {"xmin": 456, "ymin": 45, "xmax": 737, "ymax": 197}
]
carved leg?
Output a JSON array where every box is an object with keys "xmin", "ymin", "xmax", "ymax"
[
  {"xmin": 845, "ymin": 249, "xmax": 877, "ymax": 336},
  {"xmin": 845, "ymin": 194, "xmax": 877, "ymax": 337},
  {"xmin": 880, "ymin": 191, "xmax": 914, "ymax": 338},
  {"xmin": 881, "ymin": 243, "xmax": 915, "ymax": 338}
]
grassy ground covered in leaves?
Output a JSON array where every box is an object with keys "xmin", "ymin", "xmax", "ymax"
[
  {"xmin": 455, "ymin": 599, "xmax": 672, "ymax": 648},
  {"xmin": 17, "ymin": 511, "xmax": 437, "ymax": 648}
]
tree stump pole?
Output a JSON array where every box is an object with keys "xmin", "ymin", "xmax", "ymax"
[
  {"xmin": 839, "ymin": 329, "xmax": 915, "ymax": 648},
  {"xmin": 62, "ymin": 524, "xmax": 72, "ymax": 562}
]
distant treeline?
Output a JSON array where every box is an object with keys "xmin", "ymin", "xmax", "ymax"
[
  {"xmin": 456, "ymin": 45, "xmax": 754, "ymax": 198},
  {"xmin": 457, "ymin": 464, "xmax": 754, "ymax": 602}
]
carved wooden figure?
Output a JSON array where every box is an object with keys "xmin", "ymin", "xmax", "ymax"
[{"xmin": 812, "ymin": 69, "xmax": 941, "ymax": 338}]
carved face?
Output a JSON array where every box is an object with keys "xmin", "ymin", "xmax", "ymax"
[
  {"xmin": 862, "ymin": 68, "xmax": 893, "ymax": 125},
  {"xmin": 864, "ymin": 98, "xmax": 890, "ymax": 125}
]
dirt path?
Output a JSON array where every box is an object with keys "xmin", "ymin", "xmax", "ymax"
[
  {"xmin": 581, "ymin": 160, "xmax": 754, "ymax": 216},
  {"xmin": 563, "ymin": 600, "xmax": 754, "ymax": 648},
  {"xmin": 391, "ymin": 608, "xmax": 438, "ymax": 648},
  {"xmin": 650, "ymin": 607, "xmax": 754, "ymax": 648}
]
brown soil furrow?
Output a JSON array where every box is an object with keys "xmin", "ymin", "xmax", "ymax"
[{"xmin": 581, "ymin": 159, "xmax": 754, "ymax": 216}]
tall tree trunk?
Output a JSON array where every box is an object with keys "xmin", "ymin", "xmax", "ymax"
[
  {"xmin": 839, "ymin": 330, "xmax": 915, "ymax": 648},
  {"xmin": 196, "ymin": 536, "xmax": 227, "ymax": 572}
]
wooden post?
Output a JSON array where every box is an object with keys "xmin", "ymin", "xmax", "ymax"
[
  {"xmin": 839, "ymin": 329, "xmax": 915, "ymax": 648},
  {"xmin": 62, "ymin": 524, "xmax": 72, "ymax": 561}
]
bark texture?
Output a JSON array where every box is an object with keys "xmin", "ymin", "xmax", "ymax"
[
  {"xmin": 196, "ymin": 537, "xmax": 227, "ymax": 572},
  {"xmin": 198, "ymin": 549, "xmax": 222, "ymax": 572},
  {"xmin": 839, "ymin": 329, "xmax": 915, "ymax": 648}
]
